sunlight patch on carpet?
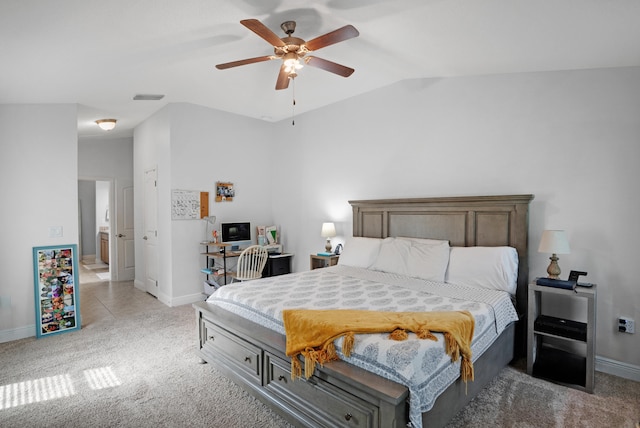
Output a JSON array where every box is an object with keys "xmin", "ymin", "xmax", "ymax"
[
  {"xmin": 1, "ymin": 367, "xmax": 122, "ymax": 410},
  {"xmin": 84, "ymin": 366, "xmax": 121, "ymax": 390},
  {"xmin": 0, "ymin": 374, "xmax": 75, "ymax": 409}
]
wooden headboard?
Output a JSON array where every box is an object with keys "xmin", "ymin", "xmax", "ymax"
[{"xmin": 349, "ymin": 194, "xmax": 534, "ymax": 320}]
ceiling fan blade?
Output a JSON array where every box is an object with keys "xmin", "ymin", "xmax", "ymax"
[
  {"xmin": 305, "ymin": 56, "xmax": 355, "ymax": 77},
  {"xmin": 275, "ymin": 65, "xmax": 290, "ymax": 90},
  {"xmin": 240, "ymin": 19, "xmax": 286, "ymax": 48},
  {"xmin": 215, "ymin": 55, "xmax": 274, "ymax": 70},
  {"xmin": 304, "ymin": 25, "xmax": 359, "ymax": 51}
]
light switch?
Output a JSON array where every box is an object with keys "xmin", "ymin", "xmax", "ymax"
[{"xmin": 49, "ymin": 226, "xmax": 63, "ymax": 238}]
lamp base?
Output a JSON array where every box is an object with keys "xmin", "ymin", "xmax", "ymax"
[
  {"xmin": 325, "ymin": 239, "xmax": 332, "ymax": 253},
  {"xmin": 546, "ymin": 254, "xmax": 561, "ymax": 279}
]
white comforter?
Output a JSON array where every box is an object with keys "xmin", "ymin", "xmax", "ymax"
[{"xmin": 207, "ymin": 265, "xmax": 518, "ymax": 428}]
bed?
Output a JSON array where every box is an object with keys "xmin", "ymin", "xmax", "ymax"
[{"xmin": 193, "ymin": 194, "xmax": 533, "ymax": 428}]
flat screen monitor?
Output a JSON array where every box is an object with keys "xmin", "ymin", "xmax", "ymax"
[{"xmin": 221, "ymin": 222, "xmax": 251, "ymax": 243}]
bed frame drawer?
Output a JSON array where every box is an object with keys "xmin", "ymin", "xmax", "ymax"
[
  {"xmin": 201, "ymin": 319, "xmax": 261, "ymax": 383},
  {"xmin": 264, "ymin": 352, "xmax": 379, "ymax": 428}
]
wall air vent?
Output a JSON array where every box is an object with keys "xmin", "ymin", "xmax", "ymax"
[{"xmin": 133, "ymin": 94, "xmax": 165, "ymax": 101}]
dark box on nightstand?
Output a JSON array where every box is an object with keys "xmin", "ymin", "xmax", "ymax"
[{"xmin": 534, "ymin": 315, "xmax": 587, "ymax": 341}]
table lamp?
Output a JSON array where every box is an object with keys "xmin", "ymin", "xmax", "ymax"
[
  {"xmin": 321, "ymin": 222, "xmax": 336, "ymax": 253},
  {"xmin": 203, "ymin": 216, "xmax": 217, "ymax": 242},
  {"xmin": 538, "ymin": 230, "xmax": 570, "ymax": 279}
]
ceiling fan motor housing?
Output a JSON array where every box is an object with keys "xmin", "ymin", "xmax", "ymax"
[
  {"xmin": 275, "ymin": 36, "xmax": 306, "ymax": 57},
  {"xmin": 280, "ymin": 21, "xmax": 296, "ymax": 35}
]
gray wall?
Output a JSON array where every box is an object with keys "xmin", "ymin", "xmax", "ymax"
[
  {"xmin": 133, "ymin": 67, "xmax": 639, "ymax": 377},
  {"xmin": 271, "ymin": 67, "xmax": 640, "ymax": 373},
  {"xmin": 0, "ymin": 103, "xmax": 78, "ymax": 340}
]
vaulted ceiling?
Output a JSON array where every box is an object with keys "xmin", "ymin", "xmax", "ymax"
[{"xmin": 2, "ymin": 0, "xmax": 639, "ymax": 139}]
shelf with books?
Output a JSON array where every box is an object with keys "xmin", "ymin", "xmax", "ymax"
[{"xmin": 200, "ymin": 242, "xmax": 238, "ymax": 291}]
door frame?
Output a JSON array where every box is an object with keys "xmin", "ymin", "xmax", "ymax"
[{"xmin": 143, "ymin": 167, "xmax": 159, "ymax": 297}]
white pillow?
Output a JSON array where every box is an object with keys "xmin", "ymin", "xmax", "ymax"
[
  {"xmin": 370, "ymin": 237, "xmax": 411, "ymax": 275},
  {"xmin": 336, "ymin": 237, "xmax": 382, "ymax": 268},
  {"xmin": 445, "ymin": 246, "xmax": 519, "ymax": 294},
  {"xmin": 406, "ymin": 241, "xmax": 450, "ymax": 282}
]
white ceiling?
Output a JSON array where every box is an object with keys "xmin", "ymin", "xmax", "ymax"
[{"xmin": 2, "ymin": 0, "xmax": 640, "ymax": 139}]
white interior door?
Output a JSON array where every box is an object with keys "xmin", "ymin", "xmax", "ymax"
[
  {"xmin": 115, "ymin": 179, "xmax": 135, "ymax": 281},
  {"xmin": 144, "ymin": 168, "xmax": 158, "ymax": 297}
]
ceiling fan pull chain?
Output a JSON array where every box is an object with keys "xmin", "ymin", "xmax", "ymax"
[{"xmin": 291, "ymin": 78, "xmax": 296, "ymax": 126}]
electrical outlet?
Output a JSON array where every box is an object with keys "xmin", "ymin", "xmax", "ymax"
[{"xmin": 618, "ymin": 317, "xmax": 635, "ymax": 334}]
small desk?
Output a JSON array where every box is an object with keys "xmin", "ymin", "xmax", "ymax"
[{"xmin": 201, "ymin": 242, "xmax": 241, "ymax": 285}]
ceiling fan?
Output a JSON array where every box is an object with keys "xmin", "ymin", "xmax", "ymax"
[{"xmin": 216, "ymin": 19, "xmax": 359, "ymax": 90}]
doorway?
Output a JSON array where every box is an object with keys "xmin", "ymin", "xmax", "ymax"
[
  {"xmin": 78, "ymin": 179, "xmax": 111, "ymax": 280},
  {"xmin": 78, "ymin": 178, "xmax": 136, "ymax": 282}
]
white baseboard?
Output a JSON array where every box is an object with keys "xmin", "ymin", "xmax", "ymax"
[
  {"xmin": 134, "ymin": 279, "xmax": 145, "ymax": 291},
  {"xmin": 169, "ymin": 292, "xmax": 207, "ymax": 307},
  {"xmin": 157, "ymin": 292, "xmax": 171, "ymax": 306},
  {"xmin": 0, "ymin": 325, "xmax": 34, "ymax": 344},
  {"xmin": 596, "ymin": 355, "xmax": 640, "ymax": 382},
  {"xmin": 133, "ymin": 280, "xmax": 173, "ymax": 308}
]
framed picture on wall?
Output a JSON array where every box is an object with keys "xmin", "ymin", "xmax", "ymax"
[
  {"xmin": 32, "ymin": 244, "xmax": 81, "ymax": 338},
  {"xmin": 216, "ymin": 182, "xmax": 234, "ymax": 202}
]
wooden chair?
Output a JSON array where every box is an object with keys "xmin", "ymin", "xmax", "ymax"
[{"xmin": 230, "ymin": 245, "xmax": 269, "ymax": 283}]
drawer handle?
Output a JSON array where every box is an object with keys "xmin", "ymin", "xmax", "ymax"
[
  {"xmin": 244, "ymin": 356, "xmax": 251, "ymax": 362},
  {"xmin": 344, "ymin": 413, "xmax": 352, "ymax": 421},
  {"xmin": 207, "ymin": 336, "xmax": 214, "ymax": 341},
  {"xmin": 278, "ymin": 375, "xmax": 286, "ymax": 381}
]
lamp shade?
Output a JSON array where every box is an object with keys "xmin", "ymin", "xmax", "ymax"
[
  {"xmin": 320, "ymin": 222, "xmax": 336, "ymax": 238},
  {"xmin": 538, "ymin": 230, "xmax": 570, "ymax": 254}
]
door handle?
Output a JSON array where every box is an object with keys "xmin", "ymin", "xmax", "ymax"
[
  {"xmin": 117, "ymin": 233, "xmax": 126, "ymax": 238},
  {"xmin": 143, "ymin": 235, "xmax": 148, "ymax": 240}
]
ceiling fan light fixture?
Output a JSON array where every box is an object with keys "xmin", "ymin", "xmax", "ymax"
[
  {"xmin": 283, "ymin": 52, "xmax": 303, "ymax": 73},
  {"xmin": 95, "ymin": 119, "xmax": 117, "ymax": 131}
]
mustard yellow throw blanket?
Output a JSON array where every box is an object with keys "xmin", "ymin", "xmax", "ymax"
[{"xmin": 282, "ymin": 309, "xmax": 475, "ymax": 383}]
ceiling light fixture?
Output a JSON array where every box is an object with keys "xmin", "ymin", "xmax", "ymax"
[
  {"xmin": 283, "ymin": 52, "xmax": 303, "ymax": 75},
  {"xmin": 95, "ymin": 119, "xmax": 117, "ymax": 131}
]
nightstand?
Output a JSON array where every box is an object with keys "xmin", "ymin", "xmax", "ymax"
[
  {"xmin": 309, "ymin": 254, "xmax": 339, "ymax": 270},
  {"xmin": 527, "ymin": 281, "xmax": 597, "ymax": 393},
  {"xmin": 263, "ymin": 254, "xmax": 293, "ymax": 277}
]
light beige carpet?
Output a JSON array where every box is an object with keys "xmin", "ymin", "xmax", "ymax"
[
  {"xmin": 0, "ymin": 304, "xmax": 293, "ymax": 428},
  {"xmin": 1, "ymin": 301, "xmax": 638, "ymax": 428},
  {"xmin": 445, "ymin": 362, "xmax": 640, "ymax": 427}
]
